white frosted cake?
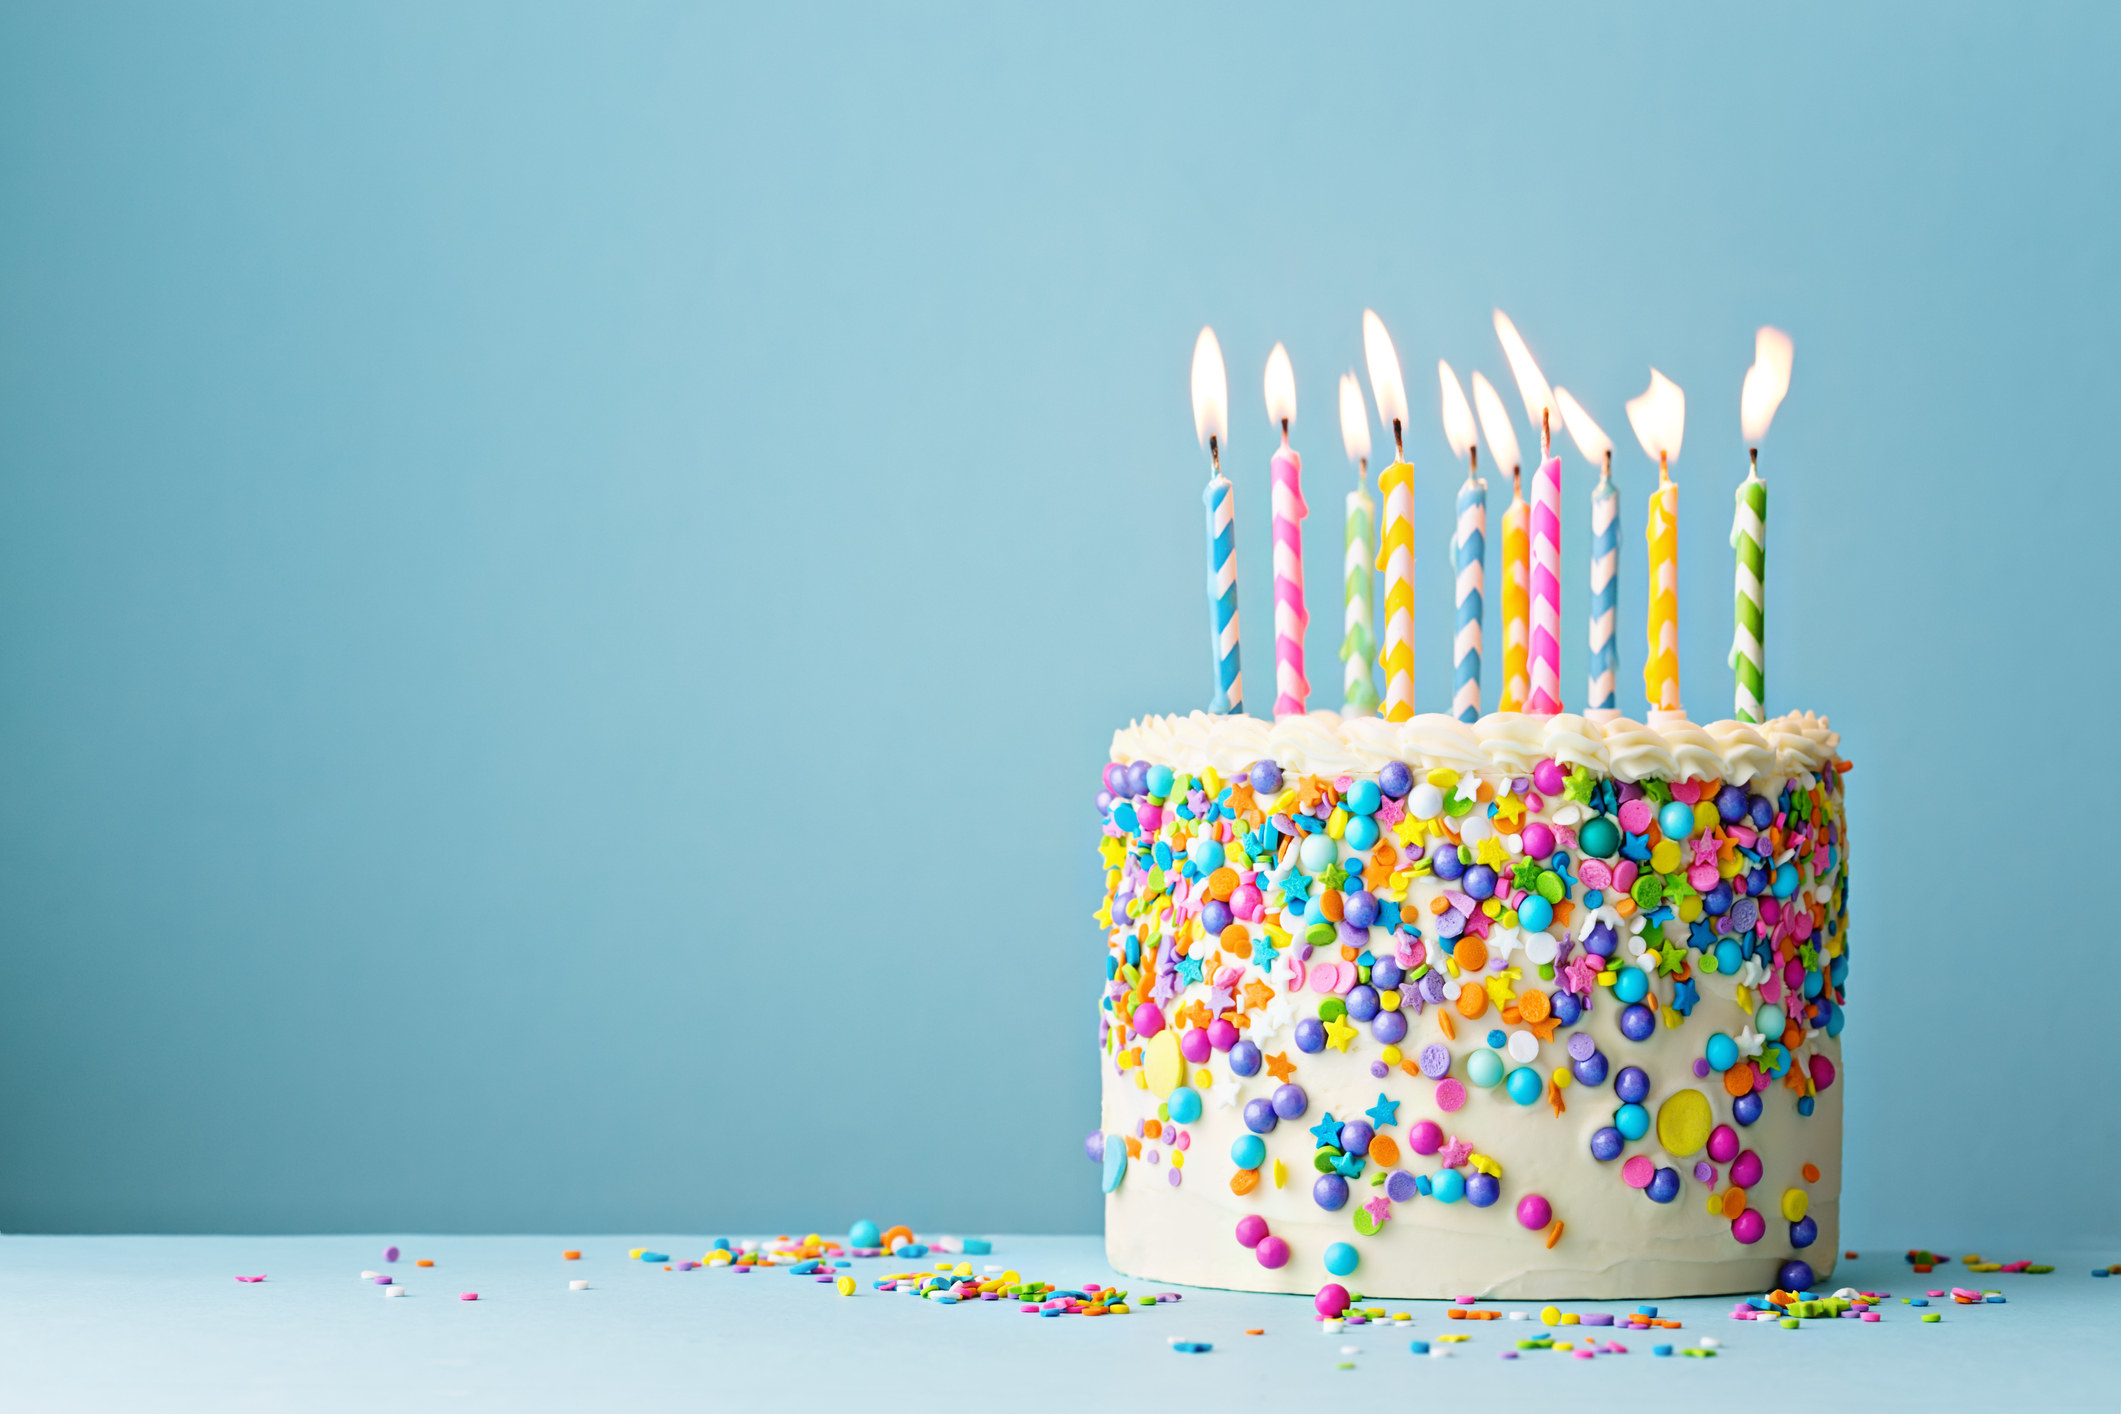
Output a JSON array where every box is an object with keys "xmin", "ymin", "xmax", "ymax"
[{"xmin": 1090, "ymin": 708, "xmax": 1847, "ymax": 1299}]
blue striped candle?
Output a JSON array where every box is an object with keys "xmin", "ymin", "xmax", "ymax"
[
  {"xmin": 1206, "ymin": 471, "xmax": 1243, "ymax": 714},
  {"xmin": 1589, "ymin": 456, "xmax": 1618, "ymax": 711},
  {"xmin": 1452, "ymin": 468, "xmax": 1486, "ymax": 723}
]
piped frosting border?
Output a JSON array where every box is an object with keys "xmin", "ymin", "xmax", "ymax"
[{"xmin": 1110, "ymin": 709, "xmax": 1839, "ymax": 788}]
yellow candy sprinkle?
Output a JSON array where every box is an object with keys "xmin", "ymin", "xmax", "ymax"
[
  {"xmin": 1553, "ymin": 1067, "xmax": 1572, "ymax": 1089},
  {"xmin": 1560, "ymin": 1312, "xmax": 1580, "ymax": 1325},
  {"xmin": 1649, "ymin": 840, "xmax": 1683, "ymax": 874},
  {"xmin": 1272, "ymin": 1158, "xmax": 1287, "ymax": 1189},
  {"xmin": 1428, "ymin": 768, "xmax": 1459, "ymax": 789},
  {"xmin": 1540, "ymin": 1305, "xmax": 1561, "ymax": 1326},
  {"xmin": 1194, "ymin": 1067, "xmax": 1213, "ymax": 1088},
  {"xmin": 835, "ymin": 1275, "xmax": 856, "ymax": 1295},
  {"xmin": 1782, "ymin": 1188, "xmax": 1809, "ymax": 1222},
  {"xmin": 1380, "ymin": 1043, "xmax": 1403, "ymax": 1065}
]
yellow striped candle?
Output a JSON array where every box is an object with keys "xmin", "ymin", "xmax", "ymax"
[
  {"xmin": 1501, "ymin": 480, "xmax": 1529, "ymax": 713},
  {"xmin": 1626, "ymin": 370, "xmax": 1687, "ymax": 714},
  {"xmin": 1362, "ymin": 311, "xmax": 1415, "ymax": 720}
]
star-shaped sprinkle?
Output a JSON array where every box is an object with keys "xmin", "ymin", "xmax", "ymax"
[
  {"xmin": 1152, "ymin": 970, "xmax": 1181, "ymax": 1007},
  {"xmin": 1251, "ymin": 931, "xmax": 1282, "ymax": 972},
  {"xmin": 1176, "ymin": 953, "xmax": 1205, "ymax": 987},
  {"xmin": 1438, "ymin": 1137, "xmax": 1473, "ymax": 1169},
  {"xmin": 1366, "ymin": 1094, "xmax": 1400, "ymax": 1129},
  {"xmin": 1319, "ymin": 861, "xmax": 1351, "ymax": 892},
  {"xmin": 1208, "ymin": 1074, "xmax": 1241, "ymax": 1109},
  {"xmin": 1242, "ymin": 978, "xmax": 1276, "ymax": 1011},
  {"xmin": 1310, "ymin": 1112, "xmax": 1345, "ymax": 1148},
  {"xmin": 1376, "ymin": 796, "xmax": 1405, "ymax": 827},
  {"xmin": 1671, "ymin": 977, "xmax": 1699, "ymax": 1017},
  {"xmin": 1264, "ymin": 1051, "xmax": 1297, "ymax": 1082},
  {"xmin": 1454, "ymin": 774, "xmax": 1481, "ymax": 803},
  {"xmin": 1363, "ymin": 1196, "xmax": 1393, "ymax": 1225},
  {"xmin": 1324, "ymin": 1015, "xmax": 1358, "ymax": 1052},
  {"xmin": 1258, "ymin": 996, "xmax": 1294, "ymax": 1039},
  {"xmin": 1735, "ymin": 1024, "xmax": 1765, "ymax": 1058},
  {"xmin": 1655, "ymin": 938, "xmax": 1689, "ymax": 977}
]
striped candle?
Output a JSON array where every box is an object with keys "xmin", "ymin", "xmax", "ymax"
[
  {"xmin": 1588, "ymin": 456, "xmax": 1618, "ymax": 711},
  {"xmin": 1205, "ymin": 470, "xmax": 1242, "ymax": 714},
  {"xmin": 1270, "ymin": 441, "xmax": 1309, "ymax": 717},
  {"xmin": 1452, "ymin": 468, "xmax": 1485, "ymax": 722},
  {"xmin": 1645, "ymin": 462, "xmax": 1681, "ymax": 712},
  {"xmin": 1342, "ymin": 479, "xmax": 1380, "ymax": 716},
  {"xmin": 1527, "ymin": 451, "xmax": 1562, "ymax": 715},
  {"xmin": 1377, "ymin": 459, "xmax": 1415, "ymax": 720},
  {"xmin": 1730, "ymin": 456, "xmax": 1767, "ymax": 723},
  {"xmin": 1500, "ymin": 477, "xmax": 1529, "ymax": 712}
]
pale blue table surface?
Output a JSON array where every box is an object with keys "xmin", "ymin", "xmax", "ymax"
[{"xmin": 0, "ymin": 1235, "xmax": 2112, "ymax": 1412}]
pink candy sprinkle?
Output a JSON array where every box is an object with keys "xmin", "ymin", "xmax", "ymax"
[
  {"xmin": 235, "ymin": 1275, "xmax": 265, "ymax": 1283},
  {"xmin": 459, "ymin": 1292, "xmax": 479, "ymax": 1301}
]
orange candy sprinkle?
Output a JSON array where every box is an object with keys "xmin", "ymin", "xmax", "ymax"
[
  {"xmin": 1230, "ymin": 1168, "xmax": 1260, "ymax": 1196},
  {"xmin": 1454, "ymin": 937, "xmax": 1488, "ymax": 973},
  {"xmin": 1455, "ymin": 983, "xmax": 1488, "ymax": 1020},
  {"xmin": 1368, "ymin": 1135, "xmax": 1401, "ymax": 1168},
  {"xmin": 1802, "ymin": 1163, "xmax": 1821, "ymax": 1183},
  {"xmin": 560, "ymin": 1252, "xmax": 579, "ymax": 1261}
]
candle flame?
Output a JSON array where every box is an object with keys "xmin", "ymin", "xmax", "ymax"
[
  {"xmin": 1437, "ymin": 360, "xmax": 1477, "ymax": 462},
  {"xmin": 1361, "ymin": 309, "xmax": 1408, "ymax": 441},
  {"xmin": 1264, "ymin": 342, "xmax": 1297, "ymax": 428},
  {"xmin": 1471, "ymin": 371, "xmax": 1520, "ymax": 475},
  {"xmin": 1191, "ymin": 326, "xmax": 1228, "ymax": 449},
  {"xmin": 1492, "ymin": 309, "xmax": 1556, "ymax": 435},
  {"xmin": 1553, "ymin": 387, "xmax": 1612, "ymax": 467},
  {"xmin": 1626, "ymin": 368, "xmax": 1686, "ymax": 468},
  {"xmin": 1339, "ymin": 372, "xmax": 1371, "ymax": 465},
  {"xmin": 1740, "ymin": 326, "xmax": 1794, "ymax": 444}
]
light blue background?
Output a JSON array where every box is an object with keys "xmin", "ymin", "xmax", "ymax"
[{"xmin": 1, "ymin": 2, "xmax": 2111, "ymax": 1245}]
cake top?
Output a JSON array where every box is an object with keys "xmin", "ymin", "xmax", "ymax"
[{"xmin": 1111, "ymin": 709, "xmax": 1839, "ymax": 789}]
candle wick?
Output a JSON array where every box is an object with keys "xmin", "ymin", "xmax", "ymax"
[
  {"xmin": 1280, "ymin": 419, "xmax": 1290, "ymax": 448},
  {"xmin": 1659, "ymin": 450, "xmax": 1670, "ymax": 486},
  {"xmin": 1469, "ymin": 445, "xmax": 1478, "ymax": 479},
  {"xmin": 1750, "ymin": 446, "xmax": 1759, "ymax": 473},
  {"xmin": 1358, "ymin": 455, "xmax": 1368, "ymax": 489},
  {"xmin": 1209, "ymin": 433, "xmax": 1221, "ymax": 474},
  {"xmin": 1542, "ymin": 406, "xmax": 1551, "ymax": 458},
  {"xmin": 1392, "ymin": 418, "xmax": 1404, "ymax": 462}
]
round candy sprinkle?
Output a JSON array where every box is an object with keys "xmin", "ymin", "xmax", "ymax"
[
  {"xmin": 1620, "ymin": 1155, "xmax": 1654, "ymax": 1189},
  {"xmin": 1234, "ymin": 1215, "xmax": 1269, "ymax": 1249},
  {"xmin": 849, "ymin": 1219, "xmax": 881, "ymax": 1248},
  {"xmin": 1614, "ymin": 1103, "xmax": 1650, "ymax": 1141},
  {"xmin": 1230, "ymin": 1040, "xmax": 1262, "ymax": 1078},
  {"xmin": 1255, "ymin": 1236, "xmax": 1291, "ymax": 1269},
  {"xmin": 1619, "ymin": 1004, "xmax": 1656, "ymax": 1042},
  {"xmin": 1589, "ymin": 1127, "xmax": 1624, "ymax": 1162},
  {"xmin": 1408, "ymin": 1120, "xmax": 1444, "ymax": 1155},
  {"xmin": 1578, "ymin": 816, "xmax": 1619, "ymax": 858},
  {"xmin": 1418, "ymin": 1043, "xmax": 1451, "ymax": 1079},
  {"xmin": 1790, "ymin": 1215, "xmax": 1819, "ymax": 1249},
  {"xmin": 1778, "ymin": 1259, "xmax": 1816, "ymax": 1292},
  {"xmin": 1704, "ymin": 1033, "xmax": 1739, "ymax": 1072},
  {"xmin": 1732, "ymin": 1091, "xmax": 1764, "ymax": 1127},
  {"xmin": 1614, "ymin": 1065, "xmax": 1651, "ymax": 1105},
  {"xmin": 1379, "ymin": 761, "xmax": 1413, "ymax": 798},
  {"xmin": 1315, "ymin": 1283, "xmax": 1351, "ymax": 1318},
  {"xmin": 1272, "ymin": 1083, "xmax": 1309, "ymax": 1119},
  {"xmin": 1466, "ymin": 1049, "xmax": 1505, "ymax": 1089},
  {"xmin": 1612, "ymin": 968, "xmax": 1649, "ymax": 1005},
  {"xmin": 1729, "ymin": 1150, "xmax": 1764, "ymax": 1188},
  {"xmin": 1433, "ymin": 1078, "xmax": 1467, "ymax": 1112},
  {"xmin": 1243, "ymin": 1098, "xmax": 1279, "ymax": 1134},
  {"xmin": 1657, "ymin": 799, "xmax": 1696, "ymax": 840},
  {"xmin": 1431, "ymin": 1169, "xmax": 1466, "ymax": 1204},
  {"xmin": 1313, "ymin": 1174, "xmax": 1349, "ymax": 1211},
  {"xmin": 1645, "ymin": 1166, "xmax": 1681, "ymax": 1203},
  {"xmin": 1323, "ymin": 1242, "xmax": 1360, "ymax": 1277},
  {"xmin": 1166, "ymin": 1087, "xmax": 1203, "ymax": 1125},
  {"xmin": 1707, "ymin": 1124, "xmax": 1739, "ymax": 1163},
  {"xmin": 1465, "ymin": 1172, "xmax": 1500, "ymax": 1208},
  {"xmin": 383, "ymin": 1246, "xmax": 399, "ymax": 1263},
  {"xmin": 1504, "ymin": 1066, "xmax": 1544, "ymax": 1106},
  {"xmin": 1230, "ymin": 1134, "xmax": 1266, "ymax": 1169},
  {"xmin": 1731, "ymin": 1208, "xmax": 1766, "ymax": 1244},
  {"xmin": 1516, "ymin": 1193, "xmax": 1553, "ymax": 1230},
  {"xmin": 1294, "ymin": 1018, "xmax": 1327, "ymax": 1054}
]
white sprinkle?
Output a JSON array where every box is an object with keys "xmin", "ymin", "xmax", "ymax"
[
  {"xmin": 569, "ymin": 1280, "xmax": 590, "ymax": 1291},
  {"xmin": 384, "ymin": 1287, "xmax": 406, "ymax": 1298},
  {"xmin": 1339, "ymin": 1345, "xmax": 1361, "ymax": 1355},
  {"xmin": 1699, "ymin": 1336, "xmax": 1721, "ymax": 1347},
  {"xmin": 1508, "ymin": 1310, "xmax": 1529, "ymax": 1320},
  {"xmin": 360, "ymin": 1271, "xmax": 379, "ymax": 1280}
]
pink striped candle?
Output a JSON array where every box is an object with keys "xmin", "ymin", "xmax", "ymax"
[
  {"xmin": 1527, "ymin": 450, "xmax": 1562, "ymax": 714},
  {"xmin": 1270, "ymin": 439, "xmax": 1309, "ymax": 716}
]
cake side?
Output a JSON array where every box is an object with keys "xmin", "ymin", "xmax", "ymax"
[{"xmin": 1091, "ymin": 709, "xmax": 1848, "ymax": 1300}]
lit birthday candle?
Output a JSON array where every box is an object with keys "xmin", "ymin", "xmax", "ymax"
[
  {"xmin": 1556, "ymin": 388, "xmax": 1617, "ymax": 714},
  {"xmin": 1472, "ymin": 371, "xmax": 1526, "ymax": 712},
  {"xmin": 1626, "ymin": 370, "xmax": 1687, "ymax": 716},
  {"xmin": 1495, "ymin": 311, "xmax": 1561, "ymax": 715},
  {"xmin": 1363, "ymin": 311, "xmax": 1415, "ymax": 721},
  {"xmin": 1733, "ymin": 327, "xmax": 1794, "ymax": 724},
  {"xmin": 1191, "ymin": 328, "xmax": 1241, "ymax": 713},
  {"xmin": 1438, "ymin": 361, "xmax": 1483, "ymax": 723},
  {"xmin": 1264, "ymin": 344, "xmax": 1307, "ymax": 717},
  {"xmin": 1338, "ymin": 372, "xmax": 1380, "ymax": 717}
]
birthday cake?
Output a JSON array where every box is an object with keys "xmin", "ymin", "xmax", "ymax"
[{"xmin": 1090, "ymin": 708, "xmax": 1848, "ymax": 1300}]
